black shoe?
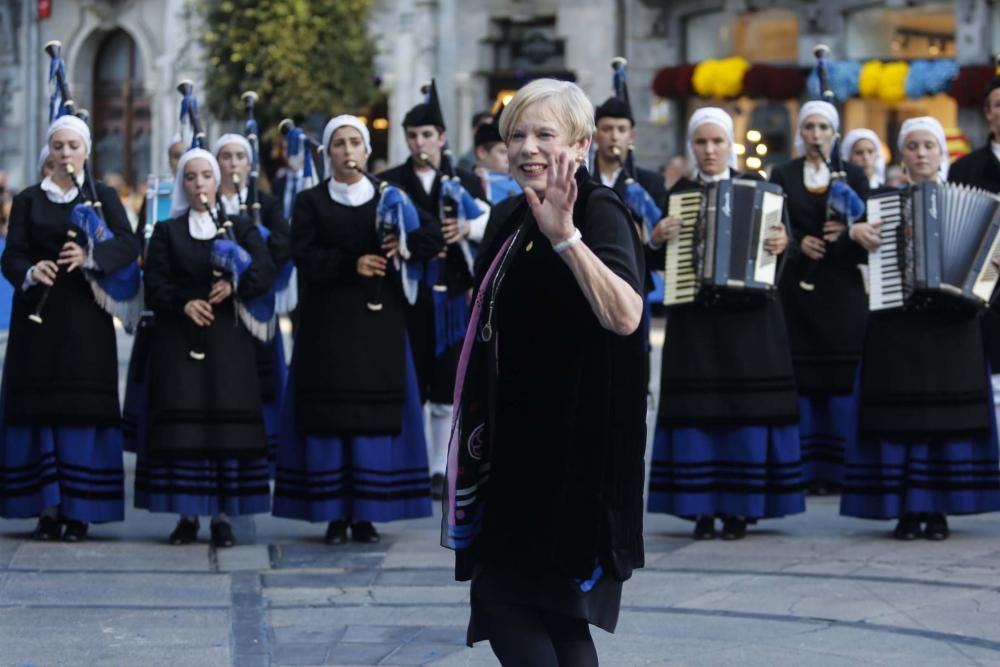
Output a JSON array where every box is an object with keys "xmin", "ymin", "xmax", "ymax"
[
  {"xmin": 210, "ymin": 521, "xmax": 236, "ymax": 548},
  {"xmin": 169, "ymin": 518, "xmax": 199, "ymax": 545},
  {"xmin": 720, "ymin": 516, "xmax": 747, "ymax": 541},
  {"xmin": 893, "ymin": 514, "xmax": 922, "ymax": 541},
  {"xmin": 924, "ymin": 513, "xmax": 950, "ymax": 541},
  {"xmin": 430, "ymin": 473, "xmax": 445, "ymax": 500},
  {"xmin": 62, "ymin": 519, "xmax": 89, "ymax": 542},
  {"xmin": 351, "ymin": 521, "xmax": 381, "ymax": 544},
  {"xmin": 31, "ymin": 515, "xmax": 62, "ymax": 541},
  {"xmin": 693, "ymin": 516, "xmax": 716, "ymax": 540},
  {"xmin": 325, "ymin": 519, "xmax": 349, "ymax": 545}
]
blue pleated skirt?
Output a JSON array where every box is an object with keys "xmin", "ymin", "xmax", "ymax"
[
  {"xmin": 0, "ymin": 353, "xmax": 125, "ymax": 523},
  {"xmin": 647, "ymin": 423, "xmax": 805, "ymax": 519},
  {"xmin": 273, "ymin": 341, "xmax": 432, "ymax": 523},
  {"xmin": 133, "ymin": 456, "xmax": 271, "ymax": 516},
  {"xmin": 263, "ymin": 330, "xmax": 288, "ymax": 477},
  {"xmin": 798, "ymin": 393, "xmax": 856, "ymax": 486}
]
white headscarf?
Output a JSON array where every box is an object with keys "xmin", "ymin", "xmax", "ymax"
[
  {"xmin": 211, "ymin": 133, "xmax": 253, "ymax": 161},
  {"xmin": 170, "ymin": 148, "xmax": 221, "ymax": 218},
  {"xmin": 686, "ymin": 107, "xmax": 737, "ymax": 177},
  {"xmin": 897, "ymin": 116, "xmax": 949, "ymax": 181},
  {"xmin": 795, "ymin": 100, "xmax": 839, "ymax": 158},
  {"xmin": 37, "ymin": 145, "xmax": 51, "ymax": 178},
  {"xmin": 46, "ymin": 114, "xmax": 92, "ymax": 156},
  {"xmin": 321, "ymin": 115, "xmax": 372, "ymax": 178},
  {"xmin": 841, "ymin": 129, "xmax": 886, "ymax": 189}
]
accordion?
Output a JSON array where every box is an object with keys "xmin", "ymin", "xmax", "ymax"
[
  {"xmin": 663, "ymin": 179, "xmax": 785, "ymax": 306},
  {"xmin": 867, "ymin": 182, "xmax": 1000, "ymax": 312}
]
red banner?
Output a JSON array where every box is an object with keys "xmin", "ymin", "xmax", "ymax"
[{"xmin": 38, "ymin": 0, "xmax": 51, "ymax": 19}]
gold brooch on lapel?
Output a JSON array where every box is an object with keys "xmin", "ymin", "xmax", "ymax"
[{"xmin": 525, "ymin": 241, "xmax": 534, "ymax": 253}]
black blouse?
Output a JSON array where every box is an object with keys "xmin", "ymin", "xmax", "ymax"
[
  {"xmin": 473, "ymin": 170, "xmax": 647, "ymax": 582},
  {"xmin": 1, "ymin": 181, "xmax": 140, "ymax": 425}
]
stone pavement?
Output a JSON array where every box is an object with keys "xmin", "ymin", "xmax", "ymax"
[{"xmin": 1, "ymin": 327, "xmax": 1000, "ymax": 666}]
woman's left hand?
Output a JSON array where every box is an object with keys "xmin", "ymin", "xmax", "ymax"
[
  {"xmin": 57, "ymin": 241, "xmax": 86, "ymax": 272},
  {"xmin": 208, "ymin": 279, "xmax": 233, "ymax": 304},
  {"xmin": 764, "ymin": 223, "xmax": 788, "ymax": 255},
  {"xmin": 525, "ymin": 150, "xmax": 578, "ymax": 247}
]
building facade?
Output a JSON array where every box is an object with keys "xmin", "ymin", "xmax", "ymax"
[{"xmin": 2, "ymin": 1, "xmax": 1000, "ymax": 191}]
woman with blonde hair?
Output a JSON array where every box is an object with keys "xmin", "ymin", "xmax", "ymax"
[{"xmin": 444, "ymin": 78, "xmax": 647, "ymax": 666}]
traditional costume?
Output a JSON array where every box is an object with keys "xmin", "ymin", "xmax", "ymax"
[
  {"xmin": 272, "ymin": 116, "xmax": 431, "ymax": 543},
  {"xmin": 378, "ymin": 82, "xmax": 489, "ymax": 498},
  {"xmin": 1, "ymin": 114, "xmax": 141, "ymax": 540},
  {"xmin": 647, "ymin": 108, "xmax": 804, "ymax": 539},
  {"xmin": 771, "ymin": 101, "xmax": 870, "ymax": 492},
  {"xmin": 213, "ymin": 133, "xmax": 292, "ymax": 470},
  {"xmin": 133, "ymin": 148, "xmax": 276, "ymax": 546},
  {"xmin": 840, "ymin": 117, "xmax": 1000, "ymax": 538}
]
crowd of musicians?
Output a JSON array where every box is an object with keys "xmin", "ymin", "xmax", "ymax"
[{"xmin": 5, "ymin": 39, "xmax": 1000, "ymax": 664}]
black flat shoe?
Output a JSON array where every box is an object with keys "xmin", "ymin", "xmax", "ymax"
[
  {"xmin": 893, "ymin": 514, "xmax": 922, "ymax": 541},
  {"xmin": 351, "ymin": 521, "xmax": 380, "ymax": 544},
  {"xmin": 720, "ymin": 516, "xmax": 747, "ymax": 541},
  {"xmin": 693, "ymin": 516, "xmax": 716, "ymax": 540},
  {"xmin": 430, "ymin": 473, "xmax": 445, "ymax": 501},
  {"xmin": 31, "ymin": 516, "xmax": 62, "ymax": 541},
  {"xmin": 62, "ymin": 520, "xmax": 89, "ymax": 542},
  {"xmin": 210, "ymin": 521, "xmax": 236, "ymax": 548},
  {"xmin": 325, "ymin": 519, "xmax": 349, "ymax": 545},
  {"xmin": 924, "ymin": 513, "xmax": 950, "ymax": 541},
  {"xmin": 169, "ymin": 518, "xmax": 199, "ymax": 545}
]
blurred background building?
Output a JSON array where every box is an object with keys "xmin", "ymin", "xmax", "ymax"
[{"xmin": 0, "ymin": 0, "xmax": 997, "ymax": 192}]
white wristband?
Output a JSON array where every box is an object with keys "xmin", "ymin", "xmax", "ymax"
[{"xmin": 552, "ymin": 228, "xmax": 582, "ymax": 254}]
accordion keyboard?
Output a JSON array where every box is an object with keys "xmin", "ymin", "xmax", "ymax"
[
  {"xmin": 868, "ymin": 193, "xmax": 905, "ymax": 311},
  {"xmin": 664, "ymin": 191, "xmax": 703, "ymax": 305}
]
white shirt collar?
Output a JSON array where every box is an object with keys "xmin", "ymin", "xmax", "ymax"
[
  {"xmin": 188, "ymin": 208, "xmax": 217, "ymax": 240},
  {"xmin": 40, "ymin": 175, "xmax": 80, "ymax": 204},
  {"xmin": 219, "ymin": 188, "xmax": 248, "ymax": 216},
  {"xmin": 696, "ymin": 169, "xmax": 729, "ymax": 184},
  {"xmin": 803, "ymin": 160, "xmax": 831, "ymax": 191},
  {"xmin": 991, "ymin": 142, "xmax": 1000, "ymax": 164},
  {"xmin": 415, "ymin": 168, "xmax": 436, "ymax": 195},
  {"xmin": 327, "ymin": 176, "xmax": 375, "ymax": 207},
  {"xmin": 600, "ymin": 167, "xmax": 622, "ymax": 188}
]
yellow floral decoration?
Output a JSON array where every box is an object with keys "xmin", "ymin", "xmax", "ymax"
[
  {"xmin": 878, "ymin": 62, "xmax": 909, "ymax": 105},
  {"xmin": 692, "ymin": 57, "xmax": 751, "ymax": 99},
  {"xmin": 858, "ymin": 61, "xmax": 882, "ymax": 99}
]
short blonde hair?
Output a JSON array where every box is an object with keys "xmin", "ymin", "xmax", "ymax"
[{"xmin": 499, "ymin": 79, "xmax": 595, "ymax": 145}]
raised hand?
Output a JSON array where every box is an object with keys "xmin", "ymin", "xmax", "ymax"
[{"xmin": 524, "ymin": 150, "xmax": 578, "ymax": 246}]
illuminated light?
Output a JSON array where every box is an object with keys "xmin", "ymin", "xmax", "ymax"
[
  {"xmin": 734, "ymin": 143, "xmax": 747, "ymax": 156},
  {"xmin": 746, "ymin": 130, "xmax": 762, "ymax": 143},
  {"xmin": 758, "ymin": 169, "xmax": 768, "ymax": 178},
  {"xmin": 357, "ymin": 115, "xmax": 369, "ymax": 125},
  {"xmin": 502, "ymin": 94, "xmax": 514, "ymax": 105},
  {"xmin": 372, "ymin": 118, "xmax": 389, "ymax": 130},
  {"xmin": 745, "ymin": 156, "xmax": 762, "ymax": 170},
  {"xmin": 756, "ymin": 144, "xmax": 768, "ymax": 156}
]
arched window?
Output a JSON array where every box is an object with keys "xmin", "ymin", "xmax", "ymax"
[{"xmin": 92, "ymin": 29, "xmax": 151, "ymax": 186}]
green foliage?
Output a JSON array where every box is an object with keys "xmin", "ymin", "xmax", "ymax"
[{"xmin": 196, "ymin": 0, "xmax": 378, "ymax": 131}]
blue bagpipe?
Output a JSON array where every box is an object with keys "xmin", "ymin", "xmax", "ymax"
[
  {"xmin": 484, "ymin": 170, "xmax": 522, "ymax": 205},
  {"xmin": 417, "ymin": 150, "xmax": 484, "ymax": 356},
  {"xmin": 609, "ymin": 57, "xmax": 663, "ymax": 241},
  {"xmin": 30, "ymin": 40, "xmax": 142, "ymax": 330},
  {"xmin": 799, "ymin": 45, "xmax": 866, "ymax": 291},
  {"xmin": 347, "ymin": 160, "xmax": 422, "ymax": 311}
]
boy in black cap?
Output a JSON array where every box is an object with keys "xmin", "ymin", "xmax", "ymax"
[{"xmin": 379, "ymin": 81, "xmax": 490, "ymax": 500}]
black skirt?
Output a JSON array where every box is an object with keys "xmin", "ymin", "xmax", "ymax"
[{"xmin": 466, "ymin": 564, "xmax": 623, "ymax": 646}]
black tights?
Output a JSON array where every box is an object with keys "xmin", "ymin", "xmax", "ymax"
[{"xmin": 479, "ymin": 600, "xmax": 599, "ymax": 667}]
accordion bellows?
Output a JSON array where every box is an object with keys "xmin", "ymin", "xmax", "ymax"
[
  {"xmin": 663, "ymin": 179, "xmax": 785, "ymax": 306},
  {"xmin": 868, "ymin": 182, "xmax": 1000, "ymax": 311}
]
